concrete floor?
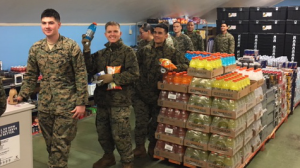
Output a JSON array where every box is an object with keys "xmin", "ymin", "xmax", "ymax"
[{"xmin": 33, "ymin": 107, "xmax": 300, "ymax": 168}]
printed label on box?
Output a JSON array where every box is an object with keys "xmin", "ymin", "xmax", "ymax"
[
  {"xmin": 262, "ymin": 25, "xmax": 272, "ymax": 30},
  {"xmin": 228, "ymin": 13, "xmax": 237, "ymax": 17},
  {"xmin": 263, "ymin": 12, "xmax": 272, "ymax": 17},
  {"xmin": 229, "ymin": 25, "xmax": 237, "ymax": 30}
]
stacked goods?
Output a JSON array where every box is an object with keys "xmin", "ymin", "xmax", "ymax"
[{"xmin": 294, "ymin": 67, "xmax": 300, "ymax": 107}]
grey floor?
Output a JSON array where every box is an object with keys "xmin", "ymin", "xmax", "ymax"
[{"xmin": 33, "ymin": 107, "xmax": 300, "ymax": 168}]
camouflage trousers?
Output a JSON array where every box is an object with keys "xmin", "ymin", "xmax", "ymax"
[
  {"xmin": 96, "ymin": 106, "xmax": 133, "ymax": 163},
  {"xmin": 38, "ymin": 111, "xmax": 78, "ymax": 168},
  {"xmin": 132, "ymin": 92, "xmax": 160, "ymax": 145}
]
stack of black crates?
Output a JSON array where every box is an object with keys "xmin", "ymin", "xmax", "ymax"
[{"xmin": 216, "ymin": 6, "xmax": 300, "ymax": 63}]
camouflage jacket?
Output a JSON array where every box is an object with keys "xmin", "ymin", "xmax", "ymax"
[
  {"xmin": 0, "ymin": 78, "xmax": 6, "ymax": 116},
  {"xmin": 135, "ymin": 41, "xmax": 189, "ymax": 104},
  {"xmin": 166, "ymin": 34, "xmax": 178, "ymax": 48},
  {"xmin": 19, "ymin": 35, "xmax": 89, "ymax": 113},
  {"xmin": 213, "ymin": 32, "xmax": 235, "ymax": 54},
  {"xmin": 174, "ymin": 33, "xmax": 194, "ymax": 53},
  {"xmin": 137, "ymin": 39, "xmax": 151, "ymax": 52},
  {"xmin": 84, "ymin": 39, "xmax": 139, "ymax": 107},
  {"xmin": 185, "ymin": 31, "xmax": 204, "ymax": 51}
]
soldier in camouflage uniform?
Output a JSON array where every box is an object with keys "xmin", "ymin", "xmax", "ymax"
[
  {"xmin": 137, "ymin": 23, "xmax": 154, "ymax": 52},
  {"xmin": 17, "ymin": 9, "xmax": 89, "ymax": 168},
  {"xmin": 0, "ymin": 78, "xmax": 7, "ymax": 117},
  {"xmin": 213, "ymin": 23, "xmax": 235, "ymax": 54},
  {"xmin": 82, "ymin": 21, "xmax": 139, "ymax": 168},
  {"xmin": 134, "ymin": 23, "xmax": 189, "ymax": 157},
  {"xmin": 173, "ymin": 22, "xmax": 194, "ymax": 53},
  {"xmin": 185, "ymin": 21, "xmax": 205, "ymax": 51}
]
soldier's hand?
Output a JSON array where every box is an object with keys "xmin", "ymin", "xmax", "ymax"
[
  {"xmin": 81, "ymin": 34, "xmax": 91, "ymax": 52},
  {"xmin": 98, "ymin": 74, "xmax": 113, "ymax": 84},
  {"xmin": 71, "ymin": 105, "xmax": 86, "ymax": 119}
]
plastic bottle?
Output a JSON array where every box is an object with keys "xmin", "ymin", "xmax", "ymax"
[
  {"xmin": 181, "ymin": 93, "xmax": 189, "ymax": 104},
  {"xmin": 159, "ymin": 90, "xmax": 168, "ymax": 101},
  {"xmin": 166, "ymin": 72, "xmax": 173, "ymax": 84},
  {"xmin": 159, "ymin": 107, "xmax": 167, "ymax": 116},
  {"xmin": 181, "ymin": 74, "xmax": 190, "ymax": 85},
  {"xmin": 201, "ymin": 133, "xmax": 210, "ymax": 144},
  {"xmin": 205, "ymin": 58, "xmax": 213, "ymax": 71},
  {"xmin": 167, "ymin": 108, "xmax": 174, "ymax": 118},
  {"xmin": 157, "ymin": 123, "xmax": 165, "ymax": 133},
  {"xmin": 174, "ymin": 109, "xmax": 181, "ymax": 120},
  {"xmin": 156, "ymin": 140, "xmax": 165, "ymax": 150},
  {"xmin": 197, "ymin": 57, "xmax": 205, "ymax": 70},
  {"xmin": 85, "ymin": 22, "xmax": 97, "ymax": 45},
  {"xmin": 208, "ymin": 152, "xmax": 217, "ymax": 164},
  {"xmin": 228, "ymin": 119, "xmax": 236, "ymax": 130},
  {"xmin": 189, "ymin": 57, "xmax": 197, "ymax": 68},
  {"xmin": 215, "ymin": 154, "xmax": 225, "ymax": 166},
  {"xmin": 181, "ymin": 110, "xmax": 188, "ymax": 122},
  {"xmin": 173, "ymin": 73, "xmax": 181, "ymax": 85},
  {"xmin": 226, "ymin": 137, "xmax": 234, "ymax": 149},
  {"xmin": 224, "ymin": 156, "xmax": 233, "ymax": 167},
  {"xmin": 8, "ymin": 84, "xmax": 18, "ymax": 105},
  {"xmin": 178, "ymin": 128, "xmax": 186, "ymax": 139}
]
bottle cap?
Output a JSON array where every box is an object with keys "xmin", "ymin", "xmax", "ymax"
[{"xmin": 92, "ymin": 22, "xmax": 97, "ymax": 25}]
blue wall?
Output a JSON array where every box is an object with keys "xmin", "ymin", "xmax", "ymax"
[{"xmin": 0, "ymin": 25, "xmax": 137, "ymax": 70}]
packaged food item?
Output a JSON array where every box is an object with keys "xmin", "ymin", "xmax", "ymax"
[{"xmin": 107, "ymin": 66, "xmax": 122, "ymax": 90}]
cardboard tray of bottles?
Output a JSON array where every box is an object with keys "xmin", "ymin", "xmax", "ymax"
[
  {"xmin": 155, "ymin": 132, "xmax": 184, "ymax": 145},
  {"xmin": 184, "ymin": 157, "xmax": 207, "ymax": 168},
  {"xmin": 157, "ymin": 114, "xmax": 186, "ymax": 128},
  {"xmin": 157, "ymin": 81, "xmax": 188, "ymax": 93},
  {"xmin": 187, "ymin": 67, "xmax": 223, "ymax": 79},
  {"xmin": 154, "ymin": 148, "xmax": 183, "ymax": 162}
]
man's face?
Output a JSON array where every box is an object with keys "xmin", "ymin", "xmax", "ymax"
[
  {"xmin": 173, "ymin": 23, "xmax": 182, "ymax": 33},
  {"xmin": 187, "ymin": 22, "xmax": 194, "ymax": 32},
  {"xmin": 221, "ymin": 24, "xmax": 228, "ymax": 32},
  {"xmin": 105, "ymin": 25, "xmax": 122, "ymax": 43},
  {"xmin": 41, "ymin": 17, "xmax": 61, "ymax": 38},
  {"xmin": 153, "ymin": 27, "xmax": 168, "ymax": 44}
]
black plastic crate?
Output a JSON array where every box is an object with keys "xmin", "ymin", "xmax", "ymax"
[
  {"xmin": 217, "ymin": 7, "xmax": 250, "ymax": 20},
  {"xmin": 216, "ymin": 20, "xmax": 249, "ymax": 33},
  {"xmin": 250, "ymin": 7, "xmax": 287, "ymax": 20},
  {"xmin": 284, "ymin": 33, "xmax": 300, "ymax": 63},
  {"xmin": 248, "ymin": 33, "xmax": 285, "ymax": 57},
  {"xmin": 249, "ymin": 20, "xmax": 286, "ymax": 33},
  {"xmin": 231, "ymin": 32, "xmax": 248, "ymax": 58},
  {"xmin": 287, "ymin": 6, "xmax": 300, "ymax": 20},
  {"xmin": 286, "ymin": 20, "xmax": 300, "ymax": 34}
]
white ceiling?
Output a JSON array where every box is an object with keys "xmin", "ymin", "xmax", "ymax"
[{"xmin": 0, "ymin": 0, "xmax": 283, "ymax": 24}]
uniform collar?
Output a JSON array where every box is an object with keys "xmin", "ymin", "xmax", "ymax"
[
  {"xmin": 104, "ymin": 39, "xmax": 123, "ymax": 51},
  {"xmin": 41, "ymin": 35, "xmax": 64, "ymax": 52}
]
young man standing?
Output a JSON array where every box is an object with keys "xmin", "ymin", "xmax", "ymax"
[
  {"xmin": 173, "ymin": 22, "xmax": 194, "ymax": 53},
  {"xmin": 134, "ymin": 23, "xmax": 189, "ymax": 157},
  {"xmin": 185, "ymin": 21, "xmax": 205, "ymax": 51},
  {"xmin": 17, "ymin": 9, "xmax": 89, "ymax": 168},
  {"xmin": 213, "ymin": 23, "xmax": 235, "ymax": 54},
  {"xmin": 82, "ymin": 21, "xmax": 139, "ymax": 168}
]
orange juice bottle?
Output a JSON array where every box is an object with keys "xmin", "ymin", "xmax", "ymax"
[
  {"xmin": 173, "ymin": 73, "xmax": 181, "ymax": 85},
  {"xmin": 166, "ymin": 72, "xmax": 173, "ymax": 84},
  {"xmin": 181, "ymin": 74, "xmax": 190, "ymax": 85}
]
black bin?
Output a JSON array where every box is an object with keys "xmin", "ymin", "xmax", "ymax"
[
  {"xmin": 248, "ymin": 33, "xmax": 285, "ymax": 57},
  {"xmin": 231, "ymin": 33, "xmax": 248, "ymax": 58},
  {"xmin": 250, "ymin": 7, "xmax": 287, "ymax": 20},
  {"xmin": 284, "ymin": 34, "xmax": 300, "ymax": 63},
  {"xmin": 287, "ymin": 6, "xmax": 300, "ymax": 20},
  {"xmin": 286, "ymin": 20, "xmax": 300, "ymax": 34},
  {"xmin": 217, "ymin": 7, "xmax": 250, "ymax": 20},
  {"xmin": 249, "ymin": 20, "xmax": 286, "ymax": 33},
  {"xmin": 216, "ymin": 20, "xmax": 249, "ymax": 34}
]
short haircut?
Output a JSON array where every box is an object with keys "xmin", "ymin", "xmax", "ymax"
[
  {"xmin": 155, "ymin": 23, "xmax": 169, "ymax": 33},
  {"xmin": 187, "ymin": 21, "xmax": 194, "ymax": 25},
  {"xmin": 105, "ymin": 21, "xmax": 120, "ymax": 30},
  {"xmin": 41, "ymin": 9, "xmax": 60, "ymax": 22},
  {"xmin": 221, "ymin": 22, "xmax": 228, "ymax": 27},
  {"xmin": 141, "ymin": 23, "xmax": 154, "ymax": 33},
  {"xmin": 173, "ymin": 22, "xmax": 182, "ymax": 26}
]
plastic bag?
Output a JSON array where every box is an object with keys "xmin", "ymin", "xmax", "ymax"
[{"xmin": 107, "ymin": 66, "xmax": 122, "ymax": 90}]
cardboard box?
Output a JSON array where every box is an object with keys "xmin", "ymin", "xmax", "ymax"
[
  {"xmin": 246, "ymin": 99, "xmax": 256, "ymax": 111},
  {"xmin": 186, "ymin": 105, "xmax": 211, "ymax": 115},
  {"xmin": 246, "ymin": 113, "xmax": 255, "ymax": 128},
  {"xmin": 242, "ymin": 145, "xmax": 252, "ymax": 164},
  {"xmin": 253, "ymin": 125, "xmax": 263, "ymax": 137},
  {"xmin": 207, "ymin": 160, "xmax": 241, "ymax": 168},
  {"xmin": 210, "ymin": 123, "xmax": 246, "ymax": 138},
  {"xmin": 254, "ymin": 109, "xmax": 264, "ymax": 121},
  {"xmin": 157, "ymin": 81, "xmax": 188, "ymax": 93},
  {"xmin": 188, "ymin": 86, "xmax": 212, "ymax": 96},
  {"xmin": 244, "ymin": 128, "xmax": 253, "ymax": 146},
  {"xmin": 249, "ymin": 79, "xmax": 265, "ymax": 92},
  {"xmin": 208, "ymin": 139, "xmax": 243, "ymax": 156},
  {"xmin": 251, "ymin": 141, "xmax": 261, "ymax": 153},
  {"xmin": 184, "ymin": 156, "xmax": 207, "ymax": 168},
  {"xmin": 154, "ymin": 148, "xmax": 183, "ymax": 162},
  {"xmin": 186, "ymin": 122, "xmax": 210, "ymax": 133},
  {"xmin": 157, "ymin": 115, "xmax": 186, "ymax": 128},
  {"xmin": 256, "ymin": 96, "xmax": 263, "ymax": 104},
  {"xmin": 184, "ymin": 139, "xmax": 208, "ymax": 151},
  {"xmin": 223, "ymin": 64, "xmax": 237, "ymax": 73},
  {"xmin": 210, "ymin": 105, "xmax": 247, "ymax": 119},
  {"xmin": 187, "ymin": 67, "xmax": 223, "ymax": 79},
  {"xmin": 155, "ymin": 132, "xmax": 184, "ymax": 145},
  {"xmin": 157, "ymin": 100, "xmax": 187, "ymax": 110},
  {"xmin": 211, "ymin": 87, "xmax": 250, "ymax": 100}
]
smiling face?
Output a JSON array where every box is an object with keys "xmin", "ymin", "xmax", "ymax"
[
  {"xmin": 41, "ymin": 17, "xmax": 61, "ymax": 38},
  {"xmin": 153, "ymin": 27, "xmax": 168, "ymax": 45},
  {"xmin": 105, "ymin": 25, "xmax": 122, "ymax": 43}
]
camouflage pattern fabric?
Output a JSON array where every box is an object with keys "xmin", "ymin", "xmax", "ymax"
[
  {"xmin": 174, "ymin": 33, "xmax": 194, "ymax": 53},
  {"xmin": 186, "ymin": 31, "xmax": 204, "ymax": 51},
  {"xmin": 19, "ymin": 35, "xmax": 89, "ymax": 113},
  {"xmin": 0, "ymin": 78, "xmax": 6, "ymax": 117},
  {"xmin": 131, "ymin": 89, "xmax": 150, "ymax": 146},
  {"xmin": 83, "ymin": 39, "xmax": 139, "ymax": 107},
  {"xmin": 137, "ymin": 39, "xmax": 151, "ymax": 52},
  {"xmin": 166, "ymin": 33, "xmax": 178, "ymax": 48},
  {"xmin": 212, "ymin": 32, "xmax": 235, "ymax": 54},
  {"xmin": 38, "ymin": 111, "xmax": 78, "ymax": 168},
  {"xmin": 135, "ymin": 41, "xmax": 189, "ymax": 143},
  {"xmin": 18, "ymin": 35, "xmax": 88, "ymax": 168},
  {"xmin": 96, "ymin": 106, "xmax": 133, "ymax": 163}
]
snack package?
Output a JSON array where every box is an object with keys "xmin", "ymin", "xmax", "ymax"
[
  {"xmin": 107, "ymin": 66, "xmax": 122, "ymax": 90},
  {"xmin": 93, "ymin": 71, "xmax": 105, "ymax": 86},
  {"xmin": 159, "ymin": 58, "xmax": 177, "ymax": 71}
]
